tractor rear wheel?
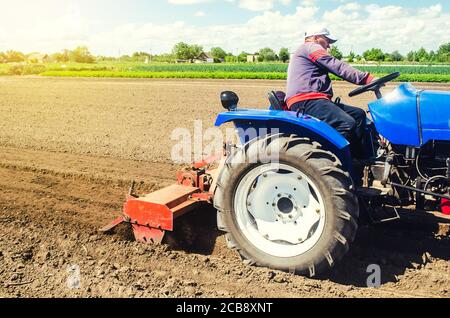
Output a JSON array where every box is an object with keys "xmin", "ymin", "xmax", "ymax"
[{"xmin": 214, "ymin": 134, "xmax": 359, "ymax": 276}]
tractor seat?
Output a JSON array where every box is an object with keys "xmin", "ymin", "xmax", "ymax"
[{"xmin": 268, "ymin": 91, "xmax": 287, "ymax": 111}]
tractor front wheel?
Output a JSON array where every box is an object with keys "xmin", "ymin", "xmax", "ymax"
[{"xmin": 214, "ymin": 134, "xmax": 359, "ymax": 277}]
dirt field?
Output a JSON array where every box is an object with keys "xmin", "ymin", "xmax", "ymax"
[{"xmin": 0, "ymin": 77, "xmax": 449, "ymax": 298}]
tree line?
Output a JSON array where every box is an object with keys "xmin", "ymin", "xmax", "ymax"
[
  {"xmin": 0, "ymin": 46, "xmax": 95, "ymax": 64},
  {"xmin": 168, "ymin": 42, "xmax": 291, "ymax": 63},
  {"xmin": 331, "ymin": 44, "xmax": 450, "ymax": 63},
  {"xmin": 123, "ymin": 42, "xmax": 450, "ymax": 64},
  {"xmin": 170, "ymin": 42, "xmax": 450, "ymax": 63},
  {"xmin": 1, "ymin": 42, "xmax": 449, "ymax": 64}
]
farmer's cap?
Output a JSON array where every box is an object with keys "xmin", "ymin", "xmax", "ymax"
[{"xmin": 305, "ymin": 28, "xmax": 338, "ymax": 43}]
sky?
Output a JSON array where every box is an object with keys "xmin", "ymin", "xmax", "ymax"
[{"xmin": 0, "ymin": 0, "xmax": 449, "ymax": 56}]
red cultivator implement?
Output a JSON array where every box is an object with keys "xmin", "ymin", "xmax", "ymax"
[{"xmin": 100, "ymin": 154, "xmax": 225, "ymax": 244}]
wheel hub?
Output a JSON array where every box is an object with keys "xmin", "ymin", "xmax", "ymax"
[
  {"xmin": 242, "ymin": 165, "xmax": 325, "ymax": 249},
  {"xmin": 272, "ymin": 194, "xmax": 302, "ymax": 222},
  {"xmin": 277, "ymin": 196, "xmax": 294, "ymax": 214}
]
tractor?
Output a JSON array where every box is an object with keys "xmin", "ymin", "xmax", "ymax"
[{"xmin": 101, "ymin": 72, "xmax": 450, "ymax": 277}]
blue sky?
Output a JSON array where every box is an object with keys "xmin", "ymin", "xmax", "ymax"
[
  {"xmin": 117, "ymin": 0, "xmax": 450, "ymax": 25},
  {"xmin": 0, "ymin": 0, "xmax": 449, "ymax": 56},
  {"xmin": 49, "ymin": 0, "xmax": 450, "ymax": 28}
]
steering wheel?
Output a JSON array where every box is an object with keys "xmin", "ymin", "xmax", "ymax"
[{"xmin": 349, "ymin": 72, "xmax": 401, "ymax": 98}]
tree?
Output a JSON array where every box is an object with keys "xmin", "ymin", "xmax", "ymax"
[
  {"xmin": 406, "ymin": 51, "xmax": 416, "ymax": 62},
  {"xmin": 363, "ymin": 48, "xmax": 385, "ymax": 62},
  {"xmin": 258, "ymin": 48, "xmax": 277, "ymax": 62},
  {"xmin": 172, "ymin": 42, "xmax": 203, "ymax": 61},
  {"xmin": 0, "ymin": 52, "xmax": 6, "ymax": 63},
  {"xmin": 51, "ymin": 51, "xmax": 69, "ymax": 63},
  {"xmin": 210, "ymin": 47, "xmax": 226, "ymax": 60},
  {"xmin": 279, "ymin": 48, "xmax": 290, "ymax": 63},
  {"xmin": 238, "ymin": 51, "xmax": 249, "ymax": 63},
  {"xmin": 416, "ymin": 47, "xmax": 429, "ymax": 62},
  {"xmin": 389, "ymin": 51, "xmax": 404, "ymax": 62},
  {"xmin": 438, "ymin": 42, "xmax": 450, "ymax": 57},
  {"xmin": 437, "ymin": 42, "xmax": 450, "ymax": 62},
  {"xmin": 5, "ymin": 50, "xmax": 26, "ymax": 63},
  {"xmin": 131, "ymin": 52, "xmax": 151, "ymax": 62},
  {"xmin": 50, "ymin": 53, "xmax": 69, "ymax": 63},
  {"xmin": 346, "ymin": 51, "xmax": 356, "ymax": 63},
  {"xmin": 189, "ymin": 45, "xmax": 202, "ymax": 58},
  {"xmin": 68, "ymin": 46, "xmax": 95, "ymax": 63},
  {"xmin": 225, "ymin": 54, "xmax": 238, "ymax": 63},
  {"xmin": 428, "ymin": 50, "xmax": 436, "ymax": 63},
  {"xmin": 172, "ymin": 42, "xmax": 190, "ymax": 60},
  {"xmin": 330, "ymin": 46, "xmax": 343, "ymax": 60},
  {"xmin": 438, "ymin": 42, "xmax": 450, "ymax": 54},
  {"xmin": 119, "ymin": 55, "xmax": 132, "ymax": 62},
  {"xmin": 152, "ymin": 53, "xmax": 176, "ymax": 63}
]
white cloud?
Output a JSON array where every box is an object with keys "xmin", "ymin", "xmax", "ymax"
[
  {"xmin": 168, "ymin": 0, "xmax": 212, "ymax": 4},
  {"xmin": 419, "ymin": 4, "xmax": 442, "ymax": 18},
  {"xmin": 238, "ymin": 0, "xmax": 292, "ymax": 11},
  {"xmin": 195, "ymin": 11, "xmax": 206, "ymax": 17},
  {"xmin": 170, "ymin": 0, "xmax": 292, "ymax": 12},
  {"xmin": 341, "ymin": 2, "xmax": 360, "ymax": 11},
  {"xmin": 0, "ymin": 2, "xmax": 448, "ymax": 56},
  {"xmin": 239, "ymin": 0, "xmax": 273, "ymax": 11},
  {"xmin": 84, "ymin": 5, "xmax": 317, "ymax": 55},
  {"xmin": 325, "ymin": 3, "xmax": 449, "ymax": 54},
  {"xmin": 0, "ymin": 3, "xmax": 92, "ymax": 53},
  {"xmin": 301, "ymin": 0, "xmax": 317, "ymax": 7}
]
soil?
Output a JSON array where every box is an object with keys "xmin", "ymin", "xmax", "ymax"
[{"xmin": 0, "ymin": 77, "xmax": 448, "ymax": 298}]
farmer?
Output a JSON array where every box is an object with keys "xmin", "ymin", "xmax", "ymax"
[{"xmin": 286, "ymin": 28, "xmax": 375, "ymax": 159}]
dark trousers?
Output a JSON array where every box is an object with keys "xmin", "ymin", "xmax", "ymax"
[{"xmin": 291, "ymin": 99, "xmax": 367, "ymax": 159}]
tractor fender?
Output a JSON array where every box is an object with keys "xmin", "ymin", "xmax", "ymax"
[{"xmin": 215, "ymin": 109, "xmax": 351, "ymax": 168}]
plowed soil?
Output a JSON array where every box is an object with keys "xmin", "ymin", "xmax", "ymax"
[{"xmin": 0, "ymin": 77, "xmax": 449, "ymax": 298}]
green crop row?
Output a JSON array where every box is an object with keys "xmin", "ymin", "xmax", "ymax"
[
  {"xmin": 40, "ymin": 70, "xmax": 288, "ymax": 79},
  {"xmin": 45, "ymin": 62, "xmax": 116, "ymax": 72},
  {"xmin": 36, "ymin": 61, "xmax": 450, "ymax": 75},
  {"xmin": 130, "ymin": 63, "xmax": 288, "ymax": 73},
  {"xmin": 40, "ymin": 70, "xmax": 450, "ymax": 82},
  {"xmin": 0, "ymin": 64, "xmax": 8, "ymax": 75},
  {"xmin": 117, "ymin": 63, "xmax": 450, "ymax": 75},
  {"xmin": 131, "ymin": 63, "xmax": 450, "ymax": 74},
  {"xmin": 356, "ymin": 65, "xmax": 450, "ymax": 75},
  {"xmin": 3, "ymin": 61, "xmax": 449, "ymax": 77}
]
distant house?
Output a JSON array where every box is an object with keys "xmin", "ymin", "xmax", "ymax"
[
  {"xmin": 28, "ymin": 53, "xmax": 49, "ymax": 64},
  {"xmin": 247, "ymin": 54, "xmax": 259, "ymax": 63},
  {"xmin": 194, "ymin": 52, "xmax": 214, "ymax": 63}
]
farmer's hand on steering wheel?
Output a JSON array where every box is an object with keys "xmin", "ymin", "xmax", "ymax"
[
  {"xmin": 370, "ymin": 77, "xmax": 385, "ymax": 89},
  {"xmin": 349, "ymin": 72, "xmax": 401, "ymax": 98}
]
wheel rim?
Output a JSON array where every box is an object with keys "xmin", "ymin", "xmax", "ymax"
[{"xmin": 234, "ymin": 163, "xmax": 326, "ymax": 258}]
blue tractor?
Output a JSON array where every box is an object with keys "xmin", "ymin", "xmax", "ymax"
[
  {"xmin": 103, "ymin": 73, "xmax": 450, "ymax": 277},
  {"xmin": 212, "ymin": 72, "xmax": 449, "ymax": 276}
]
